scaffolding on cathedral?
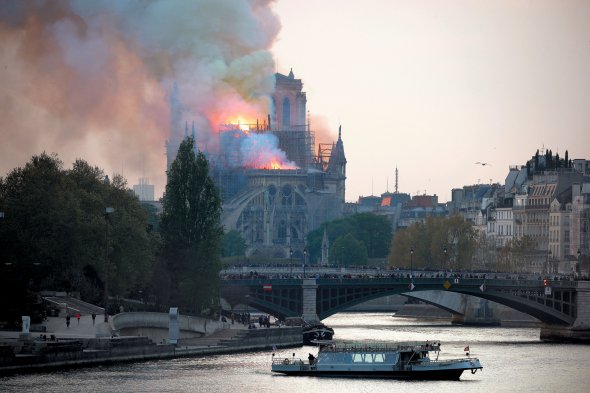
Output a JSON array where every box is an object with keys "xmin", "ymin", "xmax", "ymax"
[{"xmin": 210, "ymin": 119, "xmax": 318, "ymax": 202}]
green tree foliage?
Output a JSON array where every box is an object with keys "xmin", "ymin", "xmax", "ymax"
[
  {"xmin": 160, "ymin": 138, "xmax": 223, "ymax": 314},
  {"xmin": 330, "ymin": 234, "xmax": 368, "ymax": 266},
  {"xmin": 389, "ymin": 215, "xmax": 476, "ymax": 270},
  {"xmin": 306, "ymin": 213, "xmax": 391, "ymax": 262},
  {"xmin": 222, "ymin": 230, "xmax": 246, "ymax": 257},
  {"xmin": 0, "ymin": 153, "xmax": 154, "ymax": 323}
]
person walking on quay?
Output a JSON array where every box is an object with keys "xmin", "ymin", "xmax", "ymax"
[
  {"xmin": 76, "ymin": 313, "xmax": 81, "ymax": 325},
  {"xmin": 92, "ymin": 313, "xmax": 96, "ymax": 325},
  {"xmin": 66, "ymin": 314, "xmax": 70, "ymax": 328}
]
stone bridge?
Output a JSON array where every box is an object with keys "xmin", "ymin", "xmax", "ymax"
[{"xmin": 220, "ymin": 274, "xmax": 590, "ymax": 342}]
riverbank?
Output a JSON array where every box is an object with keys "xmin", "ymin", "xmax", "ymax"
[{"xmin": 0, "ymin": 323, "xmax": 302, "ymax": 376}]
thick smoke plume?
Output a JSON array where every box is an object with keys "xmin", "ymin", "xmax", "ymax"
[{"xmin": 0, "ymin": 0, "xmax": 280, "ymax": 196}]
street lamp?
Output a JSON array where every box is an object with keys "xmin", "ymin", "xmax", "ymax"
[
  {"xmin": 548, "ymin": 249, "xmax": 553, "ymax": 274},
  {"xmin": 410, "ymin": 247, "xmax": 414, "ymax": 278},
  {"xmin": 577, "ymin": 249, "xmax": 581, "ymax": 277},
  {"xmin": 303, "ymin": 247, "xmax": 307, "ymax": 278},
  {"xmin": 104, "ymin": 207, "xmax": 114, "ymax": 322},
  {"xmin": 544, "ymin": 248, "xmax": 551, "ymax": 276},
  {"xmin": 289, "ymin": 247, "xmax": 293, "ymax": 276},
  {"xmin": 443, "ymin": 247, "xmax": 447, "ymax": 272}
]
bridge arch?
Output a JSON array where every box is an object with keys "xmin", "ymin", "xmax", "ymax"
[{"xmin": 221, "ymin": 277, "xmax": 577, "ymax": 326}]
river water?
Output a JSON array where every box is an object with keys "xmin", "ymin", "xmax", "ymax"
[{"xmin": 2, "ymin": 312, "xmax": 589, "ymax": 393}]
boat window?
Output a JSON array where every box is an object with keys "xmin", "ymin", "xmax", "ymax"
[
  {"xmin": 352, "ymin": 354, "xmax": 364, "ymax": 363},
  {"xmin": 372, "ymin": 353, "xmax": 385, "ymax": 363}
]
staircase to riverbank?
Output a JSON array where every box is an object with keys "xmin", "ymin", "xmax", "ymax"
[{"xmin": 43, "ymin": 295, "xmax": 104, "ymax": 317}]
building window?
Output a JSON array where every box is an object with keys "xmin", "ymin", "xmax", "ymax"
[{"xmin": 282, "ymin": 97, "xmax": 291, "ymax": 127}]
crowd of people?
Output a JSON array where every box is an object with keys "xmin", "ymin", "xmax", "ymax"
[{"xmin": 220, "ymin": 266, "xmax": 588, "ymax": 282}]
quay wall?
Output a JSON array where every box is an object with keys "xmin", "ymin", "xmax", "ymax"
[
  {"xmin": 111, "ymin": 312, "xmax": 230, "ymax": 342},
  {"xmin": 0, "ymin": 327, "xmax": 302, "ymax": 376}
]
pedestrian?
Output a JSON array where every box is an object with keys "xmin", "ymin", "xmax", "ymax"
[
  {"xmin": 66, "ymin": 314, "xmax": 70, "ymax": 328},
  {"xmin": 91, "ymin": 313, "xmax": 96, "ymax": 325},
  {"xmin": 76, "ymin": 313, "xmax": 81, "ymax": 325}
]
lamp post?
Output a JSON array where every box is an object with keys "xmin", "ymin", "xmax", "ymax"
[
  {"xmin": 289, "ymin": 247, "xmax": 293, "ymax": 276},
  {"xmin": 577, "ymin": 249, "xmax": 581, "ymax": 277},
  {"xmin": 410, "ymin": 247, "xmax": 414, "ymax": 278},
  {"xmin": 303, "ymin": 247, "xmax": 307, "ymax": 278},
  {"xmin": 443, "ymin": 247, "xmax": 447, "ymax": 272},
  {"xmin": 104, "ymin": 207, "xmax": 114, "ymax": 322},
  {"xmin": 548, "ymin": 249, "xmax": 553, "ymax": 274}
]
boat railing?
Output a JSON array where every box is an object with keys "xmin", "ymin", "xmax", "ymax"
[
  {"xmin": 321, "ymin": 342, "xmax": 441, "ymax": 353},
  {"xmin": 421, "ymin": 357, "xmax": 477, "ymax": 365},
  {"xmin": 272, "ymin": 357, "xmax": 305, "ymax": 366}
]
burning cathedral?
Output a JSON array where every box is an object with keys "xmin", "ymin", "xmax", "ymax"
[{"xmin": 166, "ymin": 70, "xmax": 346, "ymax": 259}]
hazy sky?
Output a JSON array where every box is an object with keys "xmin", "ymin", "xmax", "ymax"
[{"xmin": 271, "ymin": 0, "xmax": 590, "ymax": 202}]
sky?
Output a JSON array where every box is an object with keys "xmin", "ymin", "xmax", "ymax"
[
  {"xmin": 1, "ymin": 0, "xmax": 589, "ymax": 203},
  {"xmin": 271, "ymin": 0, "xmax": 590, "ymax": 202}
]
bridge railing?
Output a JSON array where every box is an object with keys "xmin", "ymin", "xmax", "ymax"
[{"xmin": 220, "ymin": 268, "xmax": 583, "ymax": 286}]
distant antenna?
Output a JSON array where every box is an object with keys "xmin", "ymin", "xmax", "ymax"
[
  {"xmin": 386, "ymin": 177, "xmax": 389, "ymax": 192},
  {"xmin": 395, "ymin": 166, "xmax": 399, "ymax": 193}
]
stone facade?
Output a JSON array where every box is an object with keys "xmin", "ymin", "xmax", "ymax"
[{"xmin": 221, "ymin": 71, "xmax": 346, "ymax": 258}]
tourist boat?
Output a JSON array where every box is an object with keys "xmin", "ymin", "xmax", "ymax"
[
  {"xmin": 302, "ymin": 321, "xmax": 334, "ymax": 345},
  {"xmin": 272, "ymin": 341, "xmax": 482, "ymax": 380}
]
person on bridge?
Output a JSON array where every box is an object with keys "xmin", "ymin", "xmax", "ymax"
[
  {"xmin": 92, "ymin": 313, "xmax": 96, "ymax": 325},
  {"xmin": 66, "ymin": 314, "xmax": 70, "ymax": 328}
]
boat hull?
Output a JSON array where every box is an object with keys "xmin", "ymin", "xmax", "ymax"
[
  {"xmin": 272, "ymin": 368, "xmax": 465, "ymax": 380},
  {"xmin": 272, "ymin": 357, "xmax": 482, "ymax": 380},
  {"xmin": 302, "ymin": 325, "xmax": 334, "ymax": 345}
]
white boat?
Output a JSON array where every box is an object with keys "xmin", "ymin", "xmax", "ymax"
[{"xmin": 272, "ymin": 341, "xmax": 482, "ymax": 380}]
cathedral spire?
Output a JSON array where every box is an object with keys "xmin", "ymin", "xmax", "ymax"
[{"xmin": 191, "ymin": 120, "xmax": 196, "ymax": 139}]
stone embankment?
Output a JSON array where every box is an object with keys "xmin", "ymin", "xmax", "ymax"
[{"xmin": 0, "ymin": 320, "xmax": 302, "ymax": 375}]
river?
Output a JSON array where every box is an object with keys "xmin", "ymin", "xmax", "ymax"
[{"xmin": 2, "ymin": 312, "xmax": 589, "ymax": 393}]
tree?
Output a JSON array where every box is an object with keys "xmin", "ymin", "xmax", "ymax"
[
  {"xmin": 0, "ymin": 153, "xmax": 155, "ymax": 324},
  {"xmin": 388, "ymin": 215, "xmax": 477, "ymax": 270},
  {"xmin": 160, "ymin": 137, "xmax": 223, "ymax": 314},
  {"xmin": 496, "ymin": 237, "xmax": 536, "ymax": 272},
  {"xmin": 222, "ymin": 230, "xmax": 246, "ymax": 257},
  {"xmin": 330, "ymin": 234, "xmax": 368, "ymax": 266},
  {"xmin": 306, "ymin": 213, "xmax": 391, "ymax": 262}
]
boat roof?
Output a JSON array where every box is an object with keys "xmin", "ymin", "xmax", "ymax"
[{"xmin": 320, "ymin": 341, "xmax": 441, "ymax": 353}]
